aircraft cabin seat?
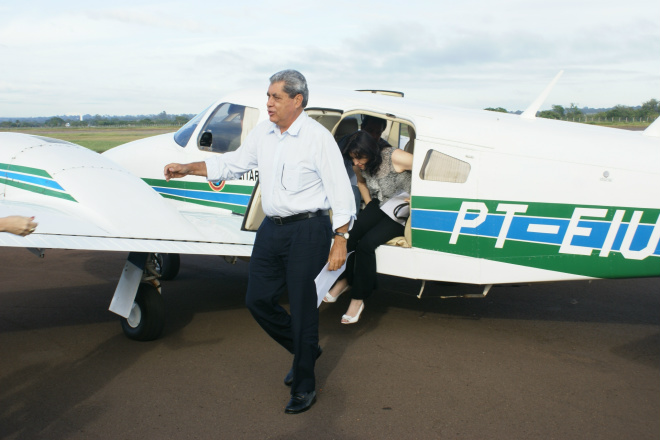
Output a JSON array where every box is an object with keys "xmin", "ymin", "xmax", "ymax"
[
  {"xmin": 403, "ymin": 126, "xmax": 416, "ymax": 154},
  {"xmin": 385, "ymin": 217, "xmax": 412, "ymax": 248},
  {"xmin": 334, "ymin": 117, "xmax": 359, "ymax": 142}
]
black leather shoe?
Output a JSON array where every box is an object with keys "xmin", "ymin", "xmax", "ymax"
[
  {"xmin": 284, "ymin": 391, "xmax": 317, "ymax": 414},
  {"xmin": 284, "ymin": 345, "xmax": 322, "ymax": 386}
]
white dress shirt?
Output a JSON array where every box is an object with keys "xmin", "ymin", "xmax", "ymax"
[{"xmin": 205, "ymin": 111, "xmax": 356, "ymax": 231}]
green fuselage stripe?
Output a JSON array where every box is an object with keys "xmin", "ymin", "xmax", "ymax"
[
  {"xmin": 0, "ymin": 163, "xmax": 52, "ymax": 179},
  {"xmin": 411, "ymin": 229, "xmax": 659, "ymax": 278}
]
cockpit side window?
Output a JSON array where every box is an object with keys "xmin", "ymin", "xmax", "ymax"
[{"xmin": 198, "ymin": 103, "xmax": 260, "ymax": 153}]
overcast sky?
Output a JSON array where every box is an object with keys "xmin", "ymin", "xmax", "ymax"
[{"xmin": 1, "ymin": 0, "xmax": 658, "ymax": 117}]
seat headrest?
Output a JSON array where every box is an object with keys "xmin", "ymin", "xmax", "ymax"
[{"xmin": 334, "ymin": 118, "xmax": 359, "ymax": 141}]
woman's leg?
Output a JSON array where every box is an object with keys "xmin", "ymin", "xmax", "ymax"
[
  {"xmin": 327, "ymin": 200, "xmax": 382, "ymax": 299},
  {"xmin": 343, "ymin": 214, "xmax": 404, "ymax": 320},
  {"xmin": 351, "ymin": 215, "xmax": 404, "ymax": 300}
]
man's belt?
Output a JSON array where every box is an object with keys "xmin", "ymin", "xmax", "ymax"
[{"xmin": 269, "ymin": 210, "xmax": 329, "ymax": 225}]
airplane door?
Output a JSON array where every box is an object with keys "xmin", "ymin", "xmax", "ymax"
[{"xmin": 241, "ymin": 181, "xmax": 264, "ymax": 232}]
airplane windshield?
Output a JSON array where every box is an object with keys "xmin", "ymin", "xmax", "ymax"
[
  {"xmin": 173, "ymin": 105, "xmax": 211, "ymax": 148},
  {"xmin": 198, "ymin": 103, "xmax": 259, "ymax": 153}
]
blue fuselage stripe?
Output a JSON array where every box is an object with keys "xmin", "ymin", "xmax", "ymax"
[
  {"xmin": 0, "ymin": 170, "xmax": 65, "ymax": 192},
  {"xmin": 411, "ymin": 209, "xmax": 660, "ymax": 255}
]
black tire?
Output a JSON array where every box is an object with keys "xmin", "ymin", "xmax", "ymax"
[
  {"xmin": 120, "ymin": 283, "xmax": 165, "ymax": 341},
  {"xmin": 153, "ymin": 253, "xmax": 180, "ymax": 280}
]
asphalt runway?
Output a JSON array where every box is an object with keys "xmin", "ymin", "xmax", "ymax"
[{"xmin": 1, "ymin": 248, "xmax": 658, "ymax": 439}]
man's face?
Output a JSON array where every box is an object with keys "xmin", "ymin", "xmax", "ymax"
[
  {"xmin": 267, "ymin": 81, "xmax": 302, "ymax": 131},
  {"xmin": 362, "ymin": 119, "xmax": 385, "ymax": 141}
]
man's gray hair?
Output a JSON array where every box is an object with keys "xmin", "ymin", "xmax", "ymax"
[{"xmin": 270, "ymin": 69, "xmax": 309, "ymax": 107}]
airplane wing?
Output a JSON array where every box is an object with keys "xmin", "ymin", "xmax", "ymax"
[
  {"xmin": 1, "ymin": 132, "xmax": 259, "ymax": 340},
  {"xmin": 0, "ymin": 132, "xmax": 255, "ymax": 256}
]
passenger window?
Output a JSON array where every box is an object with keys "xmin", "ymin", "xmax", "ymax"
[
  {"xmin": 419, "ymin": 150, "xmax": 470, "ymax": 183},
  {"xmin": 198, "ymin": 103, "xmax": 259, "ymax": 153}
]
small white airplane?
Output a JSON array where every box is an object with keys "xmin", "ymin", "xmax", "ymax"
[{"xmin": 2, "ymin": 74, "xmax": 659, "ymax": 341}]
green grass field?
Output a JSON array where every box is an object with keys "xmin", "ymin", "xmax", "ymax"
[
  {"xmin": 1, "ymin": 120, "xmax": 651, "ymax": 154},
  {"xmin": 0, "ymin": 127, "xmax": 177, "ymax": 152}
]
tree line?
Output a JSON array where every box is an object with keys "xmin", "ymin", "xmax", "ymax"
[
  {"xmin": 486, "ymin": 99, "xmax": 659, "ymax": 123},
  {"xmin": 0, "ymin": 111, "xmax": 193, "ymax": 129},
  {"xmin": 3, "ymin": 100, "xmax": 658, "ymax": 129}
]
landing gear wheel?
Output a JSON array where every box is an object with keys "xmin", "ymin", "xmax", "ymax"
[
  {"xmin": 120, "ymin": 283, "xmax": 165, "ymax": 341},
  {"xmin": 153, "ymin": 253, "xmax": 180, "ymax": 280}
]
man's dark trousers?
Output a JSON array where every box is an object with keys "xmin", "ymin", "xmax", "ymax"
[{"xmin": 246, "ymin": 215, "xmax": 331, "ymax": 394}]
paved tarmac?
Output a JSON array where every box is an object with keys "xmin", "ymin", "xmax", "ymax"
[{"xmin": 1, "ymin": 248, "xmax": 658, "ymax": 439}]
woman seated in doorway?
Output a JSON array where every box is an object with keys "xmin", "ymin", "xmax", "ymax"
[{"xmin": 324, "ymin": 130, "xmax": 413, "ymax": 324}]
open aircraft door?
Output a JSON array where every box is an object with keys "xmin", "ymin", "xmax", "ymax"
[{"xmin": 241, "ymin": 181, "xmax": 264, "ymax": 233}]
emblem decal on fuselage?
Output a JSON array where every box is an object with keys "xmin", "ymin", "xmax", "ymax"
[{"xmin": 209, "ymin": 180, "xmax": 226, "ymax": 191}]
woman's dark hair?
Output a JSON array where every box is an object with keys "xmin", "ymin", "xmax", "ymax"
[{"xmin": 342, "ymin": 130, "xmax": 383, "ymax": 175}]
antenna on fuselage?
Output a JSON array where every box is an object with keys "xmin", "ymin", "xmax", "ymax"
[{"xmin": 520, "ymin": 70, "xmax": 564, "ymax": 120}]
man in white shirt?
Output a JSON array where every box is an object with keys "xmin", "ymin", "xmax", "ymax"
[{"xmin": 164, "ymin": 70, "xmax": 355, "ymax": 414}]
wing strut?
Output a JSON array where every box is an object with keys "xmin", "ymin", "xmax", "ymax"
[
  {"xmin": 109, "ymin": 252, "xmax": 150, "ymax": 318},
  {"xmin": 417, "ymin": 280, "xmax": 426, "ymax": 299}
]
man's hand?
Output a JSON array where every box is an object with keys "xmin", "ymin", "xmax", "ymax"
[
  {"xmin": 164, "ymin": 162, "xmax": 207, "ymax": 181},
  {"xmin": 163, "ymin": 163, "xmax": 190, "ymax": 182},
  {"xmin": 327, "ymin": 237, "xmax": 347, "ymax": 271},
  {"xmin": 164, "ymin": 163, "xmax": 190, "ymax": 181}
]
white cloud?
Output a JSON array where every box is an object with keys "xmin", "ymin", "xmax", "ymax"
[
  {"xmin": 0, "ymin": 0, "xmax": 658, "ymax": 116},
  {"xmin": 84, "ymin": 8, "xmax": 205, "ymax": 33}
]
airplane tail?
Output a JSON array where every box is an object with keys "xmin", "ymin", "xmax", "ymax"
[
  {"xmin": 643, "ymin": 117, "xmax": 660, "ymax": 137},
  {"xmin": 520, "ymin": 70, "xmax": 564, "ymax": 120}
]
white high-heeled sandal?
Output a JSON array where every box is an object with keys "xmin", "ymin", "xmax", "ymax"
[
  {"xmin": 341, "ymin": 303, "xmax": 364, "ymax": 324},
  {"xmin": 323, "ymin": 285, "xmax": 350, "ymax": 303}
]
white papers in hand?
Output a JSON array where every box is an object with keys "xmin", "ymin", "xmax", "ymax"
[{"xmin": 314, "ymin": 251, "xmax": 353, "ymax": 307}]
